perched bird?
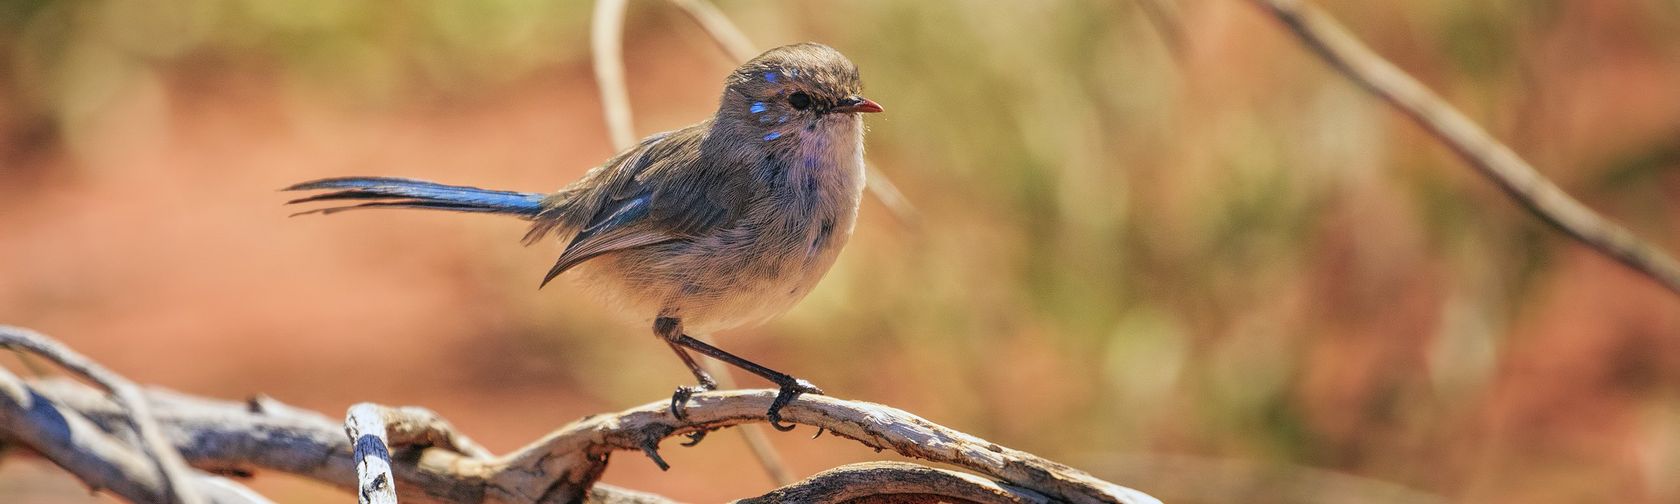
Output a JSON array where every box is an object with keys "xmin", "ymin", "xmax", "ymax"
[{"xmin": 285, "ymin": 42, "xmax": 882, "ymax": 431}]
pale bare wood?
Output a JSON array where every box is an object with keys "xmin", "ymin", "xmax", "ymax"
[
  {"xmin": 0, "ymin": 367, "xmax": 265, "ymax": 503},
  {"xmin": 591, "ymin": 0, "xmax": 636, "ymax": 151},
  {"xmin": 347, "ymin": 404, "xmax": 401, "ymax": 504},
  {"xmin": 0, "ymin": 325, "xmax": 203, "ymax": 504},
  {"xmin": 17, "ymin": 377, "xmax": 1160, "ymax": 504},
  {"xmin": 735, "ymin": 461, "xmax": 1051, "ymax": 504}
]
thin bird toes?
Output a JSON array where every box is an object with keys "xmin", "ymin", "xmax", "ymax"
[
  {"xmin": 764, "ymin": 379, "xmax": 821, "ymax": 432},
  {"xmin": 767, "ymin": 411, "xmax": 799, "ymax": 432},
  {"xmin": 668, "ymin": 386, "xmax": 703, "ymax": 421},
  {"xmin": 679, "ymin": 429, "xmax": 709, "ymax": 446}
]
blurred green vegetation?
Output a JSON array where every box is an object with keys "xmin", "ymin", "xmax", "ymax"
[{"xmin": 3, "ymin": 0, "xmax": 1680, "ymax": 503}]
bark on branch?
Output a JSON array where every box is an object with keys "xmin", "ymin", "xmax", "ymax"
[{"xmin": 0, "ymin": 328, "xmax": 1159, "ymax": 503}]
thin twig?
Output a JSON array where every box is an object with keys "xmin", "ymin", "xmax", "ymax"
[
  {"xmin": 668, "ymin": 0, "xmax": 757, "ymax": 63},
  {"xmin": 592, "ymin": 0, "xmax": 636, "ymax": 151},
  {"xmin": 369, "ymin": 405, "xmax": 493, "ymax": 460},
  {"xmin": 0, "ymin": 325, "xmax": 203, "ymax": 504},
  {"xmin": 347, "ymin": 404, "xmax": 400, "ymax": 504},
  {"xmin": 1130, "ymin": 0, "xmax": 1187, "ymax": 63},
  {"xmin": 1248, "ymin": 0, "xmax": 1680, "ymax": 297}
]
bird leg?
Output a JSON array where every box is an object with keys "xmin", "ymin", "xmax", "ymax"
[
  {"xmin": 656, "ymin": 318, "xmax": 718, "ymax": 447},
  {"xmin": 655, "ymin": 317, "xmax": 824, "ymax": 432},
  {"xmin": 668, "ymin": 334, "xmax": 823, "ymax": 432}
]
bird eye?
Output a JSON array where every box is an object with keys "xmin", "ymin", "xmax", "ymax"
[{"xmin": 788, "ymin": 92, "xmax": 812, "ymax": 110}]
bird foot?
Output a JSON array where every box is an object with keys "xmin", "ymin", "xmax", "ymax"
[
  {"xmin": 669, "ymin": 384, "xmax": 716, "ymax": 446},
  {"xmin": 766, "ymin": 379, "xmax": 823, "ymax": 431},
  {"xmin": 669, "ymin": 383, "xmax": 716, "ymax": 421}
]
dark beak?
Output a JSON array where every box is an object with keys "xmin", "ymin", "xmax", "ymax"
[{"xmin": 833, "ymin": 96, "xmax": 884, "ymax": 114}]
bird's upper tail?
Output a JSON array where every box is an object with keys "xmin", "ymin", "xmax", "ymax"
[{"xmin": 283, "ymin": 177, "xmax": 547, "ymax": 218}]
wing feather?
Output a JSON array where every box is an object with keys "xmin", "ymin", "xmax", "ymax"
[{"xmin": 528, "ymin": 123, "xmax": 754, "ymax": 285}]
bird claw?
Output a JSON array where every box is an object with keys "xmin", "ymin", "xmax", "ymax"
[
  {"xmin": 668, "ymin": 384, "xmax": 715, "ymax": 421},
  {"xmin": 765, "ymin": 379, "xmax": 823, "ymax": 432},
  {"xmin": 680, "ymin": 429, "xmax": 709, "ymax": 447}
]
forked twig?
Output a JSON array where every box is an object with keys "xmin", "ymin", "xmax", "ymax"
[
  {"xmin": 0, "ymin": 325, "xmax": 203, "ymax": 504},
  {"xmin": 1248, "ymin": 0, "xmax": 1680, "ymax": 297}
]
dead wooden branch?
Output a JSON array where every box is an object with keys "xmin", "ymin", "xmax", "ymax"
[
  {"xmin": 736, "ymin": 461, "xmax": 1051, "ymax": 504},
  {"xmin": 347, "ymin": 404, "xmax": 401, "ymax": 504},
  {"xmin": 10, "ymin": 371, "xmax": 1162, "ymax": 503},
  {"xmin": 0, "ymin": 325, "xmax": 202, "ymax": 504},
  {"xmin": 1248, "ymin": 0, "xmax": 1680, "ymax": 297},
  {"xmin": 0, "ymin": 327, "xmax": 1158, "ymax": 502},
  {"xmin": 0, "ymin": 365, "xmax": 264, "ymax": 503}
]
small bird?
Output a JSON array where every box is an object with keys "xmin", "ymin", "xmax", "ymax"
[{"xmin": 285, "ymin": 43, "xmax": 881, "ymax": 431}]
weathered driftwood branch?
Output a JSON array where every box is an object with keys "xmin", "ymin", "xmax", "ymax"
[
  {"xmin": 0, "ymin": 328, "xmax": 1157, "ymax": 502},
  {"xmin": 12, "ymin": 375, "xmax": 1159, "ymax": 503},
  {"xmin": 1248, "ymin": 0, "xmax": 1680, "ymax": 297},
  {"xmin": 347, "ymin": 404, "xmax": 401, "ymax": 504},
  {"xmin": 0, "ymin": 366, "xmax": 268, "ymax": 503},
  {"xmin": 0, "ymin": 325, "xmax": 203, "ymax": 504},
  {"xmin": 738, "ymin": 461, "xmax": 1051, "ymax": 504}
]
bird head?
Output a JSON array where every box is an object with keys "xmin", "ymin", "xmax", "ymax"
[{"xmin": 718, "ymin": 43, "xmax": 882, "ymax": 144}]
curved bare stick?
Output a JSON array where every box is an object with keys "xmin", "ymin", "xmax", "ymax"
[
  {"xmin": 592, "ymin": 0, "xmax": 636, "ymax": 151},
  {"xmin": 0, "ymin": 368, "xmax": 261, "ymax": 503},
  {"xmin": 1248, "ymin": 0, "xmax": 1680, "ymax": 297},
  {"xmin": 0, "ymin": 325, "xmax": 202, "ymax": 504},
  {"xmin": 735, "ymin": 461, "xmax": 1050, "ymax": 504},
  {"xmin": 490, "ymin": 390, "xmax": 1161, "ymax": 504},
  {"xmin": 668, "ymin": 0, "xmax": 757, "ymax": 63}
]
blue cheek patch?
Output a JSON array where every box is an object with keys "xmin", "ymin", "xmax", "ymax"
[
  {"xmin": 764, "ymin": 72, "xmax": 778, "ymax": 83},
  {"xmin": 749, "ymin": 102, "xmax": 766, "ymax": 114},
  {"xmin": 764, "ymin": 131, "xmax": 783, "ymax": 141}
]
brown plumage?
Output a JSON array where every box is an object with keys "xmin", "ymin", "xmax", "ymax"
[{"xmin": 285, "ymin": 42, "xmax": 882, "ymax": 430}]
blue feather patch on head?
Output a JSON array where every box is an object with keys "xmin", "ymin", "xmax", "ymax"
[
  {"xmin": 777, "ymin": 115, "xmax": 788, "ymax": 124},
  {"xmin": 750, "ymin": 102, "xmax": 766, "ymax": 114},
  {"xmin": 764, "ymin": 72, "xmax": 778, "ymax": 83},
  {"xmin": 764, "ymin": 131, "xmax": 782, "ymax": 141}
]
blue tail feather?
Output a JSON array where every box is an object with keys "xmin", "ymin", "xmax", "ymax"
[{"xmin": 284, "ymin": 177, "xmax": 546, "ymax": 217}]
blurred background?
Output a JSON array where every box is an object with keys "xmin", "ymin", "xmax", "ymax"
[{"xmin": 2, "ymin": 0, "xmax": 1679, "ymax": 502}]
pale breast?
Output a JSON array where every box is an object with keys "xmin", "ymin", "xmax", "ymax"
[{"xmin": 570, "ymin": 117, "xmax": 867, "ymax": 334}]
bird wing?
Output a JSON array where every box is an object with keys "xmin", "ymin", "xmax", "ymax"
[{"xmin": 535, "ymin": 124, "xmax": 753, "ymax": 286}]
